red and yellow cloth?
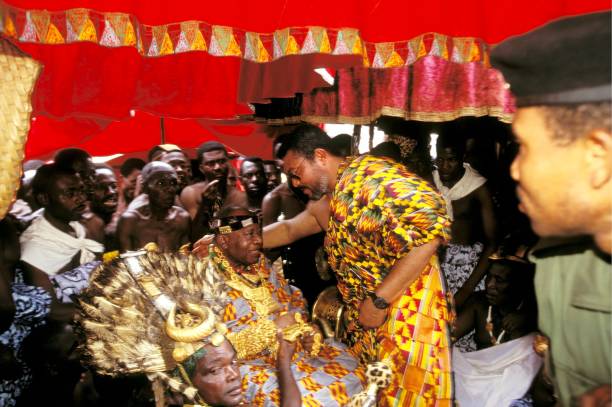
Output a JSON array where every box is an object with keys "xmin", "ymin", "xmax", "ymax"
[{"xmin": 326, "ymin": 155, "xmax": 453, "ymax": 406}]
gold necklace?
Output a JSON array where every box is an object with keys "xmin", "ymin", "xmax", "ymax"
[{"xmin": 211, "ymin": 246, "xmax": 280, "ymax": 317}]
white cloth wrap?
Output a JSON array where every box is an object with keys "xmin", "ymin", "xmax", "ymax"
[
  {"xmin": 433, "ymin": 163, "xmax": 486, "ymax": 220},
  {"xmin": 453, "ymin": 333, "xmax": 543, "ymax": 407},
  {"xmin": 20, "ymin": 212, "xmax": 104, "ymax": 275}
]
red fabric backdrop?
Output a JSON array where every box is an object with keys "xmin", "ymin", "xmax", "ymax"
[{"xmin": 1, "ymin": 0, "xmax": 609, "ymax": 159}]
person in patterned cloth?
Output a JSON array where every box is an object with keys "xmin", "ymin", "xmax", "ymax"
[
  {"xmin": 263, "ymin": 124, "xmax": 453, "ymax": 406},
  {"xmin": 0, "ymin": 216, "xmax": 51, "ymax": 406},
  {"xmin": 209, "ymin": 206, "xmax": 365, "ymax": 407}
]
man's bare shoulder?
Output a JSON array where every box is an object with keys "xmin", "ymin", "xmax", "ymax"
[{"xmin": 182, "ymin": 181, "xmax": 207, "ymax": 196}]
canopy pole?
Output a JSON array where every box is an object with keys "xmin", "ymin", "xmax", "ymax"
[
  {"xmin": 352, "ymin": 125, "xmax": 361, "ymax": 155},
  {"xmin": 160, "ymin": 117, "xmax": 166, "ymax": 144}
]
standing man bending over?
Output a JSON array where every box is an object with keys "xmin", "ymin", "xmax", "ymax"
[{"xmin": 263, "ymin": 124, "xmax": 453, "ymax": 406}]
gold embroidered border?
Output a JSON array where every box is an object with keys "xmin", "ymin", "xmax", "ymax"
[
  {"xmin": 302, "ymin": 106, "xmax": 513, "ymax": 125},
  {"xmin": 0, "ymin": 1, "xmax": 492, "ymax": 66}
]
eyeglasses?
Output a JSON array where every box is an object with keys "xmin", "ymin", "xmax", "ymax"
[{"xmin": 286, "ymin": 157, "xmax": 307, "ymax": 181}]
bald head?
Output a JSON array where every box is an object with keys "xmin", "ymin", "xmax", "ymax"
[{"xmin": 141, "ymin": 161, "xmax": 176, "ymax": 184}]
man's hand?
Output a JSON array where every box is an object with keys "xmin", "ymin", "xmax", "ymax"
[
  {"xmin": 201, "ymin": 179, "xmax": 220, "ymax": 203},
  {"xmin": 577, "ymin": 385, "xmax": 611, "ymax": 407},
  {"xmin": 277, "ymin": 330, "xmax": 297, "ymax": 366},
  {"xmin": 275, "ymin": 312, "xmax": 298, "ymax": 330},
  {"xmin": 192, "ymin": 234, "xmax": 214, "ymax": 258},
  {"xmin": 358, "ymin": 297, "xmax": 388, "ymax": 330},
  {"xmin": 301, "ymin": 324, "xmax": 323, "ymax": 354}
]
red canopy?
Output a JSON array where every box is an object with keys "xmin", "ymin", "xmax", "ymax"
[{"xmin": 1, "ymin": 0, "xmax": 609, "ymax": 158}]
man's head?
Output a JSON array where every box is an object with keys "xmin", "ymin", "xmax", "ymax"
[
  {"xmin": 485, "ymin": 258, "xmax": 535, "ymax": 307},
  {"xmin": 214, "ymin": 206, "xmax": 262, "ymax": 266},
  {"xmin": 198, "ymin": 141, "xmax": 230, "ymax": 185},
  {"xmin": 141, "ymin": 161, "xmax": 178, "ymax": 210},
  {"xmin": 119, "ymin": 158, "xmax": 145, "ymax": 203},
  {"xmin": 263, "ymin": 160, "xmax": 281, "ymax": 192},
  {"xmin": 161, "ymin": 150, "xmax": 191, "ymax": 191},
  {"xmin": 190, "ymin": 339, "xmax": 242, "ymax": 407},
  {"xmin": 370, "ymin": 141, "xmax": 402, "ymax": 162},
  {"xmin": 435, "ymin": 137, "xmax": 466, "ymax": 183},
  {"xmin": 491, "ymin": 11, "xmax": 612, "ymax": 244},
  {"xmin": 240, "ymin": 157, "xmax": 267, "ymax": 199},
  {"xmin": 328, "ymin": 134, "xmax": 353, "ymax": 157},
  {"xmin": 32, "ymin": 164, "xmax": 88, "ymax": 222},
  {"xmin": 91, "ymin": 165, "xmax": 119, "ymax": 217},
  {"xmin": 54, "ymin": 148, "xmax": 96, "ymax": 198},
  {"xmin": 277, "ymin": 124, "xmax": 337, "ymax": 200},
  {"xmin": 147, "ymin": 143, "xmax": 183, "ymax": 162}
]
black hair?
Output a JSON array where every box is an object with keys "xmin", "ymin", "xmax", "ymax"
[
  {"xmin": 436, "ymin": 135, "xmax": 466, "ymax": 157},
  {"xmin": 240, "ymin": 157, "xmax": 264, "ymax": 174},
  {"xmin": 276, "ymin": 123, "xmax": 332, "ymax": 160},
  {"xmin": 54, "ymin": 148, "xmax": 91, "ymax": 170},
  {"xmin": 31, "ymin": 163, "xmax": 77, "ymax": 196},
  {"xmin": 370, "ymin": 141, "xmax": 402, "ymax": 162},
  {"xmin": 119, "ymin": 158, "xmax": 146, "ymax": 177},
  {"xmin": 197, "ymin": 141, "xmax": 227, "ymax": 163},
  {"xmin": 328, "ymin": 134, "xmax": 353, "ymax": 157},
  {"xmin": 541, "ymin": 102, "xmax": 612, "ymax": 145}
]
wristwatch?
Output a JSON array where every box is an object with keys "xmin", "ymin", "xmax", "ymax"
[{"xmin": 367, "ymin": 291, "xmax": 390, "ymax": 309}]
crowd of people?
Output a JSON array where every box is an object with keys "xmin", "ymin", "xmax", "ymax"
[{"xmin": 0, "ymin": 10, "xmax": 610, "ymax": 407}]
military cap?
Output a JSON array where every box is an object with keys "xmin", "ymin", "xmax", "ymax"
[{"xmin": 491, "ymin": 11, "xmax": 611, "ymax": 107}]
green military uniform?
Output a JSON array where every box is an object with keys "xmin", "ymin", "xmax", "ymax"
[{"xmin": 532, "ymin": 239, "xmax": 611, "ymax": 406}]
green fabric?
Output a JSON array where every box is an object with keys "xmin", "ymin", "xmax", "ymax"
[
  {"xmin": 174, "ymin": 346, "xmax": 208, "ymax": 379},
  {"xmin": 532, "ymin": 240, "xmax": 611, "ymax": 406}
]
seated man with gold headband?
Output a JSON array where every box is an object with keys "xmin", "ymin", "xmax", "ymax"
[
  {"xmin": 78, "ymin": 247, "xmax": 307, "ymax": 407},
  {"xmin": 209, "ymin": 206, "xmax": 364, "ymax": 407}
]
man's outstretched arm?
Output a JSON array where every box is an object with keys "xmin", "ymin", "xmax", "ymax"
[{"xmin": 262, "ymin": 208, "xmax": 322, "ymax": 248}]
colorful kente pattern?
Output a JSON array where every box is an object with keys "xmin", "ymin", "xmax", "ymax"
[
  {"xmin": 221, "ymin": 255, "xmax": 364, "ymax": 407},
  {"xmin": 326, "ymin": 155, "xmax": 453, "ymax": 406}
]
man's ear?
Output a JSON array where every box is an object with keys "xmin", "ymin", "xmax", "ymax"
[
  {"xmin": 313, "ymin": 148, "xmax": 328, "ymax": 163},
  {"xmin": 585, "ymin": 129, "xmax": 612, "ymax": 189}
]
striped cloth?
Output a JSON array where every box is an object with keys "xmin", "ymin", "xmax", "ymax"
[{"xmin": 326, "ymin": 155, "xmax": 454, "ymax": 407}]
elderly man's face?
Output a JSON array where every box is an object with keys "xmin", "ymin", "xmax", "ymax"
[
  {"xmin": 221, "ymin": 223, "xmax": 263, "ymax": 266},
  {"xmin": 485, "ymin": 264, "xmax": 513, "ymax": 306},
  {"xmin": 191, "ymin": 340, "xmax": 243, "ymax": 407},
  {"xmin": 511, "ymin": 107, "xmax": 589, "ymax": 237},
  {"xmin": 144, "ymin": 170, "xmax": 178, "ymax": 210}
]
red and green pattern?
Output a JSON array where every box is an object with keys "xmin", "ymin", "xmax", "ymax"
[{"xmin": 326, "ymin": 155, "xmax": 453, "ymax": 406}]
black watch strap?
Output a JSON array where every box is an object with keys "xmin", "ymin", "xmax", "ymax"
[{"xmin": 368, "ymin": 291, "xmax": 390, "ymax": 309}]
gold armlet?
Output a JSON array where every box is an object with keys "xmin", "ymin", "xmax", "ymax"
[{"xmin": 227, "ymin": 319, "xmax": 278, "ymax": 360}]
